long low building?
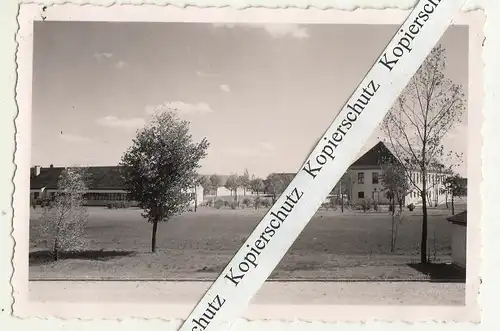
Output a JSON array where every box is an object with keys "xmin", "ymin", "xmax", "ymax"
[
  {"xmin": 30, "ymin": 165, "xmax": 204, "ymax": 208},
  {"xmin": 30, "ymin": 142, "xmax": 464, "ymax": 209}
]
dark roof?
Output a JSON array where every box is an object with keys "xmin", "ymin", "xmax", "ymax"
[
  {"xmin": 351, "ymin": 142, "xmax": 399, "ymax": 168},
  {"xmin": 30, "ymin": 166, "xmax": 126, "ymax": 190},
  {"xmin": 447, "ymin": 211, "xmax": 467, "ymax": 226}
]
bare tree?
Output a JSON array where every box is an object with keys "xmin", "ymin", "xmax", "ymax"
[
  {"xmin": 381, "ymin": 44, "xmax": 465, "ymax": 264},
  {"xmin": 37, "ymin": 167, "xmax": 89, "ymax": 261},
  {"xmin": 381, "ymin": 162, "xmax": 409, "ymax": 252}
]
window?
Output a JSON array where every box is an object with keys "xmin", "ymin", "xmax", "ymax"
[
  {"xmin": 357, "ymin": 172, "xmax": 365, "ymax": 184},
  {"xmin": 358, "ymin": 191, "xmax": 365, "ymax": 199},
  {"xmin": 372, "ymin": 172, "xmax": 379, "ymax": 184}
]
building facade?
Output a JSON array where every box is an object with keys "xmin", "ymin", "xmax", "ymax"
[
  {"xmin": 346, "ymin": 142, "xmax": 454, "ymax": 206},
  {"xmin": 30, "ymin": 165, "xmax": 204, "ymax": 208}
]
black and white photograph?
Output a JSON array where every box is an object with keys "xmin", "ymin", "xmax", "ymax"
[{"xmin": 12, "ymin": 5, "xmax": 483, "ymax": 320}]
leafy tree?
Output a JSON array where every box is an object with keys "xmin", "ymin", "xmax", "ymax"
[
  {"xmin": 225, "ymin": 173, "xmax": 240, "ymax": 200},
  {"xmin": 381, "ymin": 44, "xmax": 465, "ymax": 264},
  {"xmin": 199, "ymin": 175, "xmax": 212, "ymax": 197},
  {"xmin": 442, "ymin": 174, "xmax": 467, "ymax": 215},
  {"xmin": 250, "ymin": 176, "xmax": 265, "ymax": 196},
  {"xmin": 120, "ymin": 109, "xmax": 209, "ymax": 253},
  {"xmin": 238, "ymin": 169, "xmax": 251, "ymax": 196},
  {"xmin": 265, "ymin": 173, "xmax": 294, "ymax": 203},
  {"xmin": 36, "ymin": 167, "xmax": 89, "ymax": 261},
  {"xmin": 209, "ymin": 174, "xmax": 222, "ymax": 197}
]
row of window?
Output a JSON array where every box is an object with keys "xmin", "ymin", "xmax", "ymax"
[
  {"xmin": 83, "ymin": 193, "xmax": 131, "ymax": 201},
  {"xmin": 411, "ymin": 172, "xmax": 446, "ymax": 185},
  {"xmin": 357, "ymin": 189, "xmax": 440, "ymax": 200},
  {"xmin": 356, "ymin": 171, "xmax": 446, "ymax": 185},
  {"xmin": 357, "ymin": 172, "xmax": 379, "ymax": 185}
]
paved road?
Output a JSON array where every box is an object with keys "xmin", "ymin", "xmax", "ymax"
[{"xmin": 18, "ymin": 281, "xmax": 477, "ymax": 322}]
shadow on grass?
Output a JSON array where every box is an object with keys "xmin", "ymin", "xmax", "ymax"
[
  {"xmin": 29, "ymin": 250, "xmax": 136, "ymax": 266},
  {"xmin": 408, "ymin": 263, "xmax": 466, "ymax": 282}
]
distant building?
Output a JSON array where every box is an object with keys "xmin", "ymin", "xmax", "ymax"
[
  {"xmin": 30, "ymin": 142, "xmax": 461, "ymax": 208},
  {"xmin": 30, "ymin": 165, "xmax": 203, "ymax": 207},
  {"xmin": 347, "ymin": 142, "xmax": 454, "ymax": 206}
]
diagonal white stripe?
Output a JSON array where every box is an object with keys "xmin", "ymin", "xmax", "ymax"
[{"xmin": 179, "ymin": 1, "xmax": 467, "ymax": 330}]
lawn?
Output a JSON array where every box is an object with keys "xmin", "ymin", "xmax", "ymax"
[{"xmin": 29, "ymin": 203, "xmax": 466, "ymax": 281}]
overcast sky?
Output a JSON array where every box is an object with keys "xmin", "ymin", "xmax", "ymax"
[{"xmin": 31, "ymin": 22, "xmax": 468, "ymax": 178}]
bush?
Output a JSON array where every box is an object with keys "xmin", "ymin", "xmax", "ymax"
[
  {"xmin": 214, "ymin": 199, "xmax": 223, "ymax": 209},
  {"xmin": 355, "ymin": 198, "xmax": 373, "ymax": 212},
  {"xmin": 253, "ymin": 196, "xmax": 261, "ymax": 209},
  {"xmin": 230, "ymin": 201, "xmax": 238, "ymax": 210},
  {"xmin": 223, "ymin": 200, "xmax": 230, "ymax": 207},
  {"xmin": 206, "ymin": 199, "xmax": 213, "ymax": 207},
  {"xmin": 242, "ymin": 198, "xmax": 252, "ymax": 207},
  {"xmin": 260, "ymin": 198, "xmax": 271, "ymax": 208},
  {"xmin": 407, "ymin": 203, "xmax": 415, "ymax": 211},
  {"xmin": 373, "ymin": 200, "xmax": 379, "ymax": 211}
]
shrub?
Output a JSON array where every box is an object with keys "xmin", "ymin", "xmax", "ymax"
[
  {"xmin": 230, "ymin": 201, "xmax": 238, "ymax": 210},
  {"xmin": 407, "ymin": 203, "xmax": 415, "ymax": 211},
  {"xmin": 223, "ymin": 200, "xmax": 230, "ymax": 207},
  {"xmin": 242, "ymin": 198, "xmax": 252, "ymax": 207},
  {"xmin": 356, "ymin": 198, "xmax": 373, "ymax": 212},
  {"xmin": 260, "ymin": 198, "xmax": 271, "ymax": 208},
  {"xmin": 214, "ymin": 199, "xmax": 223, "ymax": 209},
  {"xmin": 206, "ymin": 199, "xmax": 213, "ymax": 207},
  {"xmin": 373, "ymin": 200, "xmax": 379, "ymax": 211},
  {"xmin": 254, "ymin": 196, "xmax": 261, "ymax": 209}
]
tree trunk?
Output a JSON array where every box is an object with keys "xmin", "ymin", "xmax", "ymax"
[
  {"xmin": 451, "ymin": 194, "xmax": 455, "ymax": 215},
  {"xmin": 339, "ymin": 182, "xmax": 344, "ymax": 213},
  {"xmin": 390, "ymin": 198, "xmax": 396, "ymax": 252},
  {"xmin": 445, "ymin": 192, "xmax": 448, "ymax": 208},
  {"xmin": 151, "ymin": 219, "xmax": 159, "ymax": 253},
  {"xmin": 421, "ymin": 190, "xmax": 428, "ymax": 264},
  {"xmin": 53, "ymin": 238, "xmax": 59, "ymax": 262},
  {"xmin": 194, "ymin": 187, "xmax": 198, "ymax": 212}
]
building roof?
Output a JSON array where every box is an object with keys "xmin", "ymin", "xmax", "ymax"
[
  {"xmin": 350, "ymin": 142, "xmax": 399, "ymax": 169},
  {"xmin": 30, "ymin": 166, "xmax": 126, "ymax": 190},
  {"xmin": 446, "ymin": 211, "xmax": 467, "ymax": 226}
]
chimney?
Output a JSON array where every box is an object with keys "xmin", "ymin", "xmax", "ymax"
[{"xmin": 31, "ymin": 165, "xmax": 41, "ymax": 178}]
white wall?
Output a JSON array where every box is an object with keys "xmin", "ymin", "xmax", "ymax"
[
  {"xmin": 451, "ymin": 223, "xmax": 467, "ymax": 268},
  {"xmin": 347, "ymin": 168, "xmax": 388, "ymax": 203}
]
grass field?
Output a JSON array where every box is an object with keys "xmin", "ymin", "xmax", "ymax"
[{"xmin": 29, "ymin": 202, "xmax": 466, "ymax": 281}]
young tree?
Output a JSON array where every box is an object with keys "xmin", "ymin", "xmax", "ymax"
[
  {"xmin": 381, "ymin": 162, "xmax": 410, "ymax": 252},
  {"xmin": 250, "ymin": 176, "xmax": 265, "ymax": 196},
  {"xmin": 37, "ymin": 167, "xmax": 89, "ymax": 261},
  {"xmin": 238, "ymin": 169, "xmax": 251, "ymax": 196},
  {"xmin": 331, "ymin": 172, "xmax": 351, "ymax": 212},
  {"xmin": 225, "ymin": 173, "xmax": 240, "ymax": 201},
  {"xmin": 381, "ymin": 44, "xmax": 465, "ymax": 264},
  {"xmin": 120, "ymin": 109, "xmax": 209, "ymax": 253},
  {"xmin": 442, "ymin": 174, "xmax": 467, "ymax": 215},
  {"xmin": 209, "ymin": 174, "xmax": 222, "ymax": 197}
]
